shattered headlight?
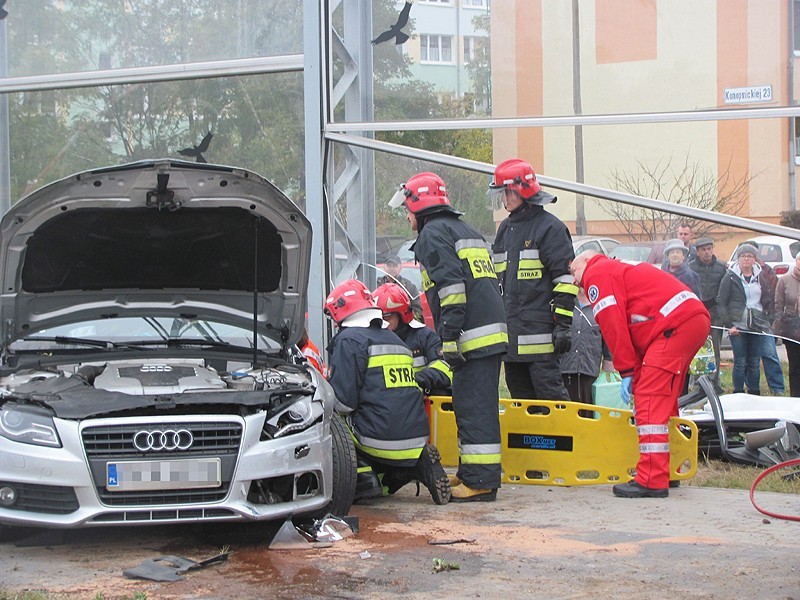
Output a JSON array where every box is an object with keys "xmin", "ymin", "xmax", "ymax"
[
  {"xmin": 263, "ymin": 396, "xmax": 324, "ymax": 439},
  {"xmin": 0, "ymin": 404, "xmax": 61, "ymax": 448}
]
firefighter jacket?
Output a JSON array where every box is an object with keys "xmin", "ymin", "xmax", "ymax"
[
  {"xmin": 328, "ymin": 322, "xmax": 430, "ymax": 464},
  {"xmin": 581, "ymin": 254, "xmax": 709, "ymax": 378},
  {"xmin": 492, "ymin": 204, "xmax": 577, "ymax": 361},
  {"xmin": 413, "ymin": 212, "xmax": 508, "ymax": 359},
  {"xmin": 395, "ymin": 321, "xmax": 452, "ymax": 392}
]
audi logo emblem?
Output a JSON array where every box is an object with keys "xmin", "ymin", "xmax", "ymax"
[{"xmin": 133, "ymin": 429, "xmax": 194, "ymax": 452}]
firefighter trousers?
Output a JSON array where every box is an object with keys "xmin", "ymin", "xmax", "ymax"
[
  {"xmin": 452, "ymin": 353, "xmax": 502, "ymax": 489},
  {"xmin": 633, "ymin": 312, "xmax": 710, "ymax": 489}
]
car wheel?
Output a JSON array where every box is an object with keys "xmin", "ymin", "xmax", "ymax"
[{"xmin": 311, "ymin": 414, "xmax": 357, "ymax": 518}]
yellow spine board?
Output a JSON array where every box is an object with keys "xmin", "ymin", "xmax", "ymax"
[{"xmin": 427, "ymin": 396, "xmax": 698, "ymax": 486}]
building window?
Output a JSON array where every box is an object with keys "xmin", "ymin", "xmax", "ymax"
[
  {"xmin": 420, "ymin": 0, "xmax": 452, "ymax": 5},
  {"xmin": 462, "ymin": 0, "xmax": 487, "ymax": 7},
  {"xmin": 420, "ymin": 35, "xmax": 453, "ymax": 64},
  {"xmin": 463, "ymin": 36, "xmax": 475, "ymax": 63},
  {"xmin": 795, "ymin": 117, "xmax": 800, "ymax": 162}
]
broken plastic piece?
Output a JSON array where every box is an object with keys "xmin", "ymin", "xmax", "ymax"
[
  {"xmin": 123, "ymin": 551, "xmax": 230, "ymax": 582},
  {"xmin": 432, "ymin": 558, "xmax": 461, "ymax": 573},
  {"xmin": 360, "ymin": 551, "xmax": 372, "ymax": 559}
]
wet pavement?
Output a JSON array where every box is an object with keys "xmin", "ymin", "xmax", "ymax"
[{"xmin": 1, "ymin": 482, "xmax": 798, "ymax": 599}]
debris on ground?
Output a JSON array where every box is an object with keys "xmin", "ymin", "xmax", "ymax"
[
  {"xmin": 427, "ymin": 538, "xmax": 476, "ymax": 545},
  {"xmin": 431, "ymin": 558, "xmax": 460, "ymax": 573},
  {"xmin": 270, "ymin": 515, "xmax": 358, "ymax": 550},
  {"xmin": 123, "ymin": 550, "xmax": 231, "ymax": 582}
]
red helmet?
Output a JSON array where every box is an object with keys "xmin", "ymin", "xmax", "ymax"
[
  {"xmin": 489, "ymin": 158, "xmax": 542, "ymax": 200},
  {"xmin": 388, "ymin": 172, "xmax": 451, "ymax": 214},
  {"xmin": 324, "ymin": 279, "xmax": 376, "ymax": 324},
  {"xmin": 373, "ymin": 282, "xmax": 413, "ymax": 324}
]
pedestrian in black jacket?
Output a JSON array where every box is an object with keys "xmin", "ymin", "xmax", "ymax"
[{"xmin": 689, "ymin": 237, "xmax": 727, "ymax": 386}]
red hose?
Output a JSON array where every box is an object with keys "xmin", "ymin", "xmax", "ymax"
[{"xmin": 749, "ymin": 458, "xmax": 800, "ymax": 521}]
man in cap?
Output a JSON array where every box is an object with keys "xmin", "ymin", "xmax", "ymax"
[{"xmin": 688, "ymin": 237, "xmax": 727, "ymax": 387}]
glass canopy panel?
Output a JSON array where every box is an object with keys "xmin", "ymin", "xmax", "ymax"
[
  {"xmin": 8, "ymin": 74, "xmax": 305, "ymax": 207},
  {"xmin": 6, "ymin": 0, "xmax": 303, "ymax": 77}
]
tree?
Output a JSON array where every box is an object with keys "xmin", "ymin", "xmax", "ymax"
[{"xmin": 601, "ymin": 155, "xmax": 752, "ymax": 240}]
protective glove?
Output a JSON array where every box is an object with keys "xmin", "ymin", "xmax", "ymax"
[
  {"xmin": 620, "ymin": 376, "xmax": 633, "ymax": 405},
  {"xmin": 440, "ymin": 340, "xmax": 466, "ymax": 370},
  {"xmin": 414, "ymin": 368, "xmax": 438, "ymax": 393},
  {"xmin": 552, "ymin": 320, "xmax": 572, "ymax": 354}
]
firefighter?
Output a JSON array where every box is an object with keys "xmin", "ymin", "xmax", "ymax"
[
  {"xmin": 488, "ymin": 158, "xmax": 577, "ymax": 401},
  {"xmin": 389, "ymin": 172, "xmax": 507, "ymax": 502},
  {"xmin": 373, "ymin": 282, "xmax": 452, "ymax": 394},
  {"xmin": 324, "ymin": 279, "xmax": 450, "ymax": 505},
  {"xmin": 571, "ymin": 251, "xmax": 710, "ymax": 498}
]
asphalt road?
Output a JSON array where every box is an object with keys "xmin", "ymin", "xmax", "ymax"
[{"xmin": 1, "ymin": 482, "xmax": 798, "ymax": 599}]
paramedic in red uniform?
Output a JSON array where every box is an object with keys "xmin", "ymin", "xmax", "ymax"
[{"xmin": 570, "ymin": 250, "xmax": 710, "ymax": 498}]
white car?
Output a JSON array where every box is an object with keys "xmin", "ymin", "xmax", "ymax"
[
  {"xmin": 0, "ymin": 160, "xmax": 356, "ymax": 532},
  {"xmin": 727, "ymin": 235, "xmax": 800, "ymax": 275},
  {"xmin": 572, "ymin": 236, "xmax": 621, "ymax": 257}
]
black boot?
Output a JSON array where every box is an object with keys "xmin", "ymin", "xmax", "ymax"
[
  {"xmin": 413, "ymin": 444, "xmax": 451, "ymax": 505},
  {"xmin": 354, "ymin": 463, "xmax": 383, "ymax": 503},
  {"xmin": 612, "ymin": 480, "xmax": 668, "ymax": 498}
]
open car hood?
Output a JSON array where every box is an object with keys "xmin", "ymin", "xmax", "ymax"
[{"xmin": 0, "ymin": 160, "xmax": 311, "ymax": 347}]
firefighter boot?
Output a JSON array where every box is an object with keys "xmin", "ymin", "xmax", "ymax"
[
  {"xmin": 612, "ymin": 480, "xmax": 668, "ymax": 498},
  {"xmin": 447, "ymin": 474, "xmax": 462, "ymax": 487},
  {"xmin": 414, "ymin": 444, "xmax": 451, "ymax": 505},
  {"xmin": 354, "ymin": 461, "xmax": 383, "ymax": 503},
  {"xmin": 450, "ymin": 483, "xmax": 497, "ymax": 503}
]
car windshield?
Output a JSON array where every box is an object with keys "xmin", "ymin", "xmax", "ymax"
[
  {"xmin": 610, "ymin": 246, "xmax": 653, "ymax": 262},
  {"xmin": 8, "ymin": 317, "xmax": 281, "ymax": 352}
]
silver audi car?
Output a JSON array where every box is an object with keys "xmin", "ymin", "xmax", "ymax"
[{"xmin": 0, "ymin": 160, "xmax": 355, "ymax": 532}]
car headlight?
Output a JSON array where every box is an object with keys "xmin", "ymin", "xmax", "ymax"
[
  {"xmin": 264, "ymin": 397, "xmax": 323, "ymax": 439},
  {"xmin": 0, "ymin": 404, "xmax": 62, "ymax": 448}
]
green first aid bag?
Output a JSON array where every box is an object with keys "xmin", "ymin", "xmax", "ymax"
[{"xmin": 592, "ymin": 371, "xmax": 627, "ymax": 410}]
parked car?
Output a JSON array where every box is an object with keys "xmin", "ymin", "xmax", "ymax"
[
  {"xmin": 0, "ymin": 160, "xmax": 356, "ymax": 532},
  {"xmin": 609, "ymin": 240, "xmax": 668, "ymax": 265},
  {"xmin": 572, "ymin": 235, "xmax": 621, "ymax": 256},
  {"xmin": 726, "ymin": 235, "xmax": 800, "ymax": 275}
]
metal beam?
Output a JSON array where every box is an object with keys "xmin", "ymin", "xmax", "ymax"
[
  {"xmin": 0, "ymin": 55, "xmax": 304, "ymax": 94},
  {"xmin": 327, "ymin": 132, "xmax": 800, "ymax": 241},
  {"xmin": 327, "ymin": 105, "xmax": 800, "ymax": 133}
]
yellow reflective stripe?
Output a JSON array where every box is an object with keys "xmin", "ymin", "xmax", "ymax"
[
  {"xmin": 554, "ymin": 307, "xmax": 573, "ymax": 318},
  {"xmin": 494, "ymin": 261, "xmax": 507, "ymax": 273},
  {"xmin": 459, "ymin": 332, "xmax": 509, "ymax": 353},
  {"xmin": 554, "ymin": 282, "xmax": 579, "ymax": 295},
  {"xmin": 368, "ymin": 354, "xmax": 412, "ymax": 368},
  {"xmin": 354, "ymin": 440, "xmax": 424, "ymax": 461},
  {"xmin": 421, "ymin": 268, "xmax": 434, "ymax": 291},
  {"xmin": 357, "ymin": 466, "xmax": 373, "ymax": 474},
  {"xmin": 518, "ymin": 259, "xmax": 544, "ymax": 269},
  {"xmin": 460, "ymin": 453, "xmax": 502, "ymax": 465},
  {"xmin": 518, "ymin": 343, "xmax": 555, "ymax": 355},
  {"xmin": 441, "ymin": 293, "xmax": 467, "ymax": 306},
  {"xmin": 429, "ymin": 359, "xmax": 453, "ymax": 381},
  {"xmin": 367, "ymin": 353, "xmax": 417, "ymax": 388}
]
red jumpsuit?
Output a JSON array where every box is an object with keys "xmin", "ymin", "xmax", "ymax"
[{"xmin": 582, "ymin": 255, "xmax": 710, "ymax": 489}]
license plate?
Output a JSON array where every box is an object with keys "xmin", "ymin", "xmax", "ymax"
[{"xmin": 106, "ymin": 458, "xmax": 221, "ymax": 491}]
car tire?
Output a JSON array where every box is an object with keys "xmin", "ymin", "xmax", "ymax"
[{"xmin": 311, "ymin": 414, "xmax": 357, "ymax": 518}]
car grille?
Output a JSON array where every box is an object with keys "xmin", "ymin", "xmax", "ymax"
[
  {"xmin": 81, "ymin": 420, "xmax": 242, "ymax": 507},
  {"xmin": 0, "ymin": 481, "xmax": 79, "ymax": 514},
  {"xmin": 82, "ymin": 421, "xmax": 242, "ymax": 458},
  {"xmin": 90, "ymin": 507, "xmax": 236, "ymax": 523}
]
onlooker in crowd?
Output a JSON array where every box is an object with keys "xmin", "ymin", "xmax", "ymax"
[
  {"xmin": 377, "ymin": 255, "xmax": 422, "ymax": 319},
  {"xmin": 488, "ymin": 158, "xmax": 577, "ymax": 401},
  {"xmin": 774, "ymin": 253, "xmax": 800, "ymax": 397},
  {"xmin": 372, "ymin": 282, "xmax": 452, "ymax": 395},
  {"xmin": 751, "ymin": 249, "xmax": 785, "ymax": 395},
  {"xmin": 717, "ymin": 244, "xmax": 774, "ymax": 395},
  {"xmin": 688, "ymin": 237, "xmax": 727, "ymax": 388},
  {"xmin": 560, "ymin": 288, "xmax": 614, "ymax": 405},
  {"xmin": 389, "ymin": 171, "xmax": 507, "ymax": 502},
  {"xmin": 662, "ymin": 238, "xmax": 701, "ymax": 296},
  {"xmin": 677, "ymin": 222, "xmax": 695, "ymax": 255},
  {"xmin": 571, "ymin": 251, "xmax": 709, "ymax": 498},
  {"xmin": 324, "ymin": 279, "xmax": 450, "ymax": 504}
]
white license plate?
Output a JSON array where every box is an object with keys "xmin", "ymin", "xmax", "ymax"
[{"xmin": 106, "ymin": 458, "xmax": 221, "ymax": 491}]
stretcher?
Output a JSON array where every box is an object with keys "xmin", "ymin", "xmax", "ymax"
[{"xmin": 427, "ymin": 396, "xmax": 698, "ymax": 486}]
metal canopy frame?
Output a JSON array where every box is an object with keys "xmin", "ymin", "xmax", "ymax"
[{"xmin": 1, "ymin": 1, "xmax": 800, "ymax": 346}]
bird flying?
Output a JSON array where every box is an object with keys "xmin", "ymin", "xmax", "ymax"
[
  {"xmin": 371, "ymin": 1, "xmax": 412, "ymax": 46},
  {"xmin": 178, "ymin": 131, "xmax": 213, "ymax": 163}
]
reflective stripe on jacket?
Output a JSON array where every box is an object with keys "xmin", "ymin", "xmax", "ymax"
[{"xmin": 413, "ymin": 212, "xmax": 508, "ymax": 359}]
